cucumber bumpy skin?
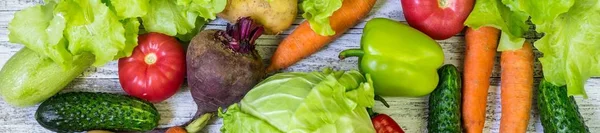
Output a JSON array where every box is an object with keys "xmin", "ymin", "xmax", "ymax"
[
  {"xmin": 35, "ymin": 92, "xmax": 160, "ymax": 132},
  {"xmin": 427, "ymin": 64, "xmax": 462, "ymax": 133},
  {"xmin": 538, "ymin": 80, "xmax": 589, "ymax": 133}
]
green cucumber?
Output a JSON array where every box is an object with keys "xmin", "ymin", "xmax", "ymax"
[
  {"xmin": 538, "ymin": 80, "xmax": 589, "ymax": 133},
  {"xmin": 0, "ymin": 48, "xmax": 94, "ymax": 107},
  {"xmin": 35, "ymin": 92, "xmax": 160, "ymax": 132},
  {"xmin": 427, "ymin": 64, "xmax": 462, "ymax": 133}
]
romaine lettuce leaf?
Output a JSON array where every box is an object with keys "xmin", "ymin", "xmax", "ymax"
[
  {"xmin": 301, "ymin": 0, "xmax": 343, "ymax": 36},
  {"xmin": 531, "ymin": 0, "xmax": 600, "ymax": 97},
  {"xmin": 464, "ymin": 0, "xmax": 529, "ymax": 51},
  {"xmin": 219, "ymin": 69, "xmax": 376, "ymax": 133}
]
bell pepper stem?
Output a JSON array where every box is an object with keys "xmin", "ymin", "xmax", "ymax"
[{"xmin": 339, "ymin": 49, "xmax": 364, "ymax": 60}]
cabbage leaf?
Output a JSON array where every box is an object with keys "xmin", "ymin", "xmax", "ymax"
[{"xmin": 219, "ymin": 69, "xmax": 376, "ymax": 133}]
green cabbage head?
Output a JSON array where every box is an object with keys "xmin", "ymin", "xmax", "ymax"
[{"xmin": 219, "ymin": 68, "xmax": 376, "ymax": 133}]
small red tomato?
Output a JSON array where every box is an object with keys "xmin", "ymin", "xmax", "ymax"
[
  {"xmin": 401, "ymin": 0, "xmax": 474, "ymax": 40},
  {"xmin": 118, "ymin": 32, "xmax": 186, "ymax": 103},
  {"xmin": 372, "ymin": 114, "xmax": 405, "ymax": 133}
]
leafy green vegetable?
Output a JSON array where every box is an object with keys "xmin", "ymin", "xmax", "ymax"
[
  {"xmin": 464, "ymin": 0, "xmax": 529, "ymax": 51},
  {"xmin": 175, "ymin": 17, "xmax": 207, "ymax": 42},
  {"xmin": 500, "ymin": 0, "xmax": 574, "ymax": 32},
  {"xmin": 109, "ymin": 0, "xmax": 149, "ymax": 19},
  {"xmin": 141, "ymin": 0, "xmax": 198, "ymax": 36},
  {"xmin": 141, "ymin": 0, "xmax": 224, "ymax": 39},
  {"xmin": 58, "ymin": 0, "xmax": 133, "ymax": 66},
  {"xmin": 118, "ymin": 18, "xmax": 141, "ymax": 58},
  {"xmin": 8, "ymin": 0, "xmax": 226, "ymax": 68},
  {"xmin": 529, "ymin": 0, "xmax": 600, "ymax": 97},
  {"xmin": 176, "ymin": 0, "xmax": 226, "ymax": 20},
  {"xmin": 219, "ymin": 68, "xmax": 376, "ymax": 133},
  {"xmin": 469, "ymin": 0, "xmax": 600, "ymax": 96},
  {"xmin": 301, "ymin": 0, "xmax": 343, "ymax": 36},
  {"xmin": 8, "ymin": 1, "xmax": 72, "ymax": 68},
  {"xmin": 8, "ymin": 0, "xmax": 136, "ymax": 68},
  {"xmin": 219, "ymin": 104, "xmax": 282, "ymax": 133}
]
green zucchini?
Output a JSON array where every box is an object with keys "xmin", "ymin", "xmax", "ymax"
[
  {"xmin": 427, "ymin": 64, "xmax": 462, "ymax": 133},
  {"xmin": 0, "ymin": 48, "xmax": 94, "ymax": 107},
  {"xmin": 538, "ymin": 80, "xmax": 589, "ymax": 133},
  {"xmin": 35, "ymin": 92, "xmax": 160, "ymax": 132}
]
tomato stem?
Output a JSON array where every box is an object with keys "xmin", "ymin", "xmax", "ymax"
[
  {"xmin": 438, "ymin": 0, "xmax": 451, "ymax": 8},
  {"xmin": 145, "ymin": 53, "xmax": 157, "ymax": 65}
]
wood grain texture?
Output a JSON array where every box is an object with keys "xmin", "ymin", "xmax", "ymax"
[{"xmin": 0, "ymin": 0, "xmax": 598, "ymax": 133}]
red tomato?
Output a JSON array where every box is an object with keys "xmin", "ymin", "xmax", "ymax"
[
  {"xmin": 118, "ymin": 33, "xmax": 186, "ymax": 103},
  {"xmin": 372, "ymin": 114, "xmax": 405, "ymax": 133},
  {"xmin": 401, "ymin": 0, "xmax": 474, "ymax": 40}
]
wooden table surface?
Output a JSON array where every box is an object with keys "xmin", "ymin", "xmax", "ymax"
[{"xmin": 1, "ymin": 0, "xmax": 600, "ymax": 133}]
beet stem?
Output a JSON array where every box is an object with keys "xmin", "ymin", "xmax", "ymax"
[{"xmin": 216, "ymin": 17, "xmax": 264, "ymax": 54}]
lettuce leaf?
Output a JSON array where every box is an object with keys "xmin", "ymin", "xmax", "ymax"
[
  {"xmin": 141, "ymin": 0, "xmax": 197, "ymax": 36},
  {"xmin": 500, "ymin": 0, "xmax": 574, "ymax": 31},
  {"xmin": 8, "ymin": 0, "xmax": 225, "ymax": 69},
  {"xmin": 530, "ymin": 0, "xmax": 600, "ymax": 97},
  {"xmin": 219, "ymin": 69, "xmax": 376, "ymax": 133},
  {"xmin": 117, "ymin": 18, "xmax": 141, "ymax": 58},
  {"xmin": 301, "ymin": 0, "xmax": 343, "ymax": 36},
  {"xmin": 469, "ymin": 0, "xmax": 599, "ymax": 96},
  {"xmin": 175, "ymin": 17, "xmax": 207, "ymax": 42},
  {"xmin": 8, "ymin": 0, "xmax": 142, "ymax": 68},
  {"xmin": 109, "ymin": 0, "xmax": 149, "ymax": 19},
  {"xmin": 57, "ymin": 0, "xmax": 132, "ymax": 66},
  {"xmin": 176, "ymin": 0, "xmax": 226, "ymax": 20},
  {"xmin": 464, "ymin": 0, "xmax": 530, "ymax": 51},
  {"xmin": 8, "ymin": 1, "xmax": 72, "ymax": 68}
]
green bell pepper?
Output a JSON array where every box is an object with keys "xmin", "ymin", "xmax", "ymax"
[{"xmin": 339, "ymin": 18, "xmax": 445, "ymax": 97}]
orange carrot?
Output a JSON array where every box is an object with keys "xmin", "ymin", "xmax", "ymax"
[
  {"xmin": 500, "ymin": 42, "xmax": 534, "ymax": 133},
  {"xmin": 462, "ymin": 27, "xmax": 500, "ymax": 133},
  {"xmin": 266, "ymin": 0, "xmax": 377, "ymax": 73},
  {"xmin": 166, "ymin": 126, "xmax": 187, "ymax": 133}
]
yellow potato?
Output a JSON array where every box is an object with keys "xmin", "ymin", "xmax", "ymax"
[{"xmin": 219, "ymin": 0, "xmax": 297, "ymax": 35}]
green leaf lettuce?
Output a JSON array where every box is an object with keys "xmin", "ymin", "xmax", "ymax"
[
  {"xmin": 301, "ymin": 0, "xmax": 343, "ymax": 36},
  {"xmin": 529, "ymin": 0, "xmax": 600, "ymax": 97},
  {"xmin": 464, "ymin": 0, "xmax": 530, "ymax": 51}
]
